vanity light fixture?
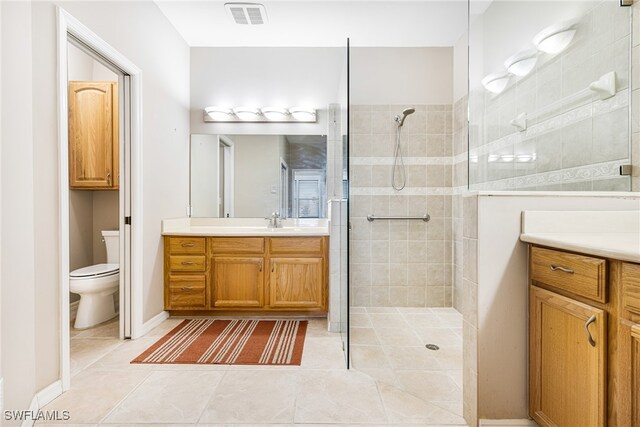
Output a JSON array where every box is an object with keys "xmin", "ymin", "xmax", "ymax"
[
  {"xmin": 289, "ymin": 107, "xmax": 316, "ymax": 121},
  {"xmin": 482, "ymin": 73, "xmax": 511, "ymax": 94},
  {"xmin": 233, "ymin": 107, "xmax": 261, "ymax": 121},
  {"xmin": 204, "ymin": 106, "xmax": 234, "ymax": 121},
  {"xmin": 261, "ymin": 107, "xmax": 289, "ymax": 121},
  {"xmin": 533, "ymin": 20, "xmax": 578, "ymax": 55},
  {"xmin": 504, "ymin": 49, "xmax": 538, "ymax": 77}
]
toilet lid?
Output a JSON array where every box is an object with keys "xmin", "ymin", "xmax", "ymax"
[{"xmin": 70, "ymin": 263, "xmax": 119, "ymax": 278}]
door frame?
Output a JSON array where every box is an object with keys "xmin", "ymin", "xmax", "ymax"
[
  {"xmin": 57, "ymin": 7, "xmax": 144, "ymax": 391},
  {"xmin": 219, "ymin": 135, "xmax": 235, "ymax": 217}
]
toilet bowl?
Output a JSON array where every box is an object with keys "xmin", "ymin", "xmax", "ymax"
[{"xmin": 70, "ymin": 230, "xmax": 119, "ymax": 329}]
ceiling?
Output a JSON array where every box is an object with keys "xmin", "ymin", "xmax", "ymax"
[{"xmin": 155, "ymin": 1, "xmax": 471, "ymax": 47}]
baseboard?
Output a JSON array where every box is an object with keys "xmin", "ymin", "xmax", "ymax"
[
  {"xmin": 480, "ymin": 420, "xmax": 538, "ymax": 427},
  {"xmin": 69, "ymin": 300, "xmax": 79, "ymax": 321},
  {"xmin": 20, "ymin": 380, "xmax": 63, "ymax": 427},
  {"xmin": 140, "ymin": 310, "xmax": 169, "ymax": 337}
]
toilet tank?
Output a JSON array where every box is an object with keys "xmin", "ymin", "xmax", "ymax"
[{"xmin": 101, "ymin": 230, "xmax": 120, "ymax": 264}]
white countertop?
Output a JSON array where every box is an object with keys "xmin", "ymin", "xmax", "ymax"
[
  {"xmin": 162, "ymin": 217, "xmax": 330, "ymax": 237},
  {"xmin": 519, "ymin": 211, "xmax": 640, "ymax": 263}
]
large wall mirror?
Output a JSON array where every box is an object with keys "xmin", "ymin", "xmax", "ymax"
[
  {"xmin": 190, "ymin": 134, "xmax": 327, "ymax": 218},
  {"xmin": 468, "ymin": 0, "xmax": 633, "ymax": 191}
]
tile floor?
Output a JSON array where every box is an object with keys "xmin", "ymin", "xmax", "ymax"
[{"xmin": 40, "ymin": 309, "xmax": 466, "ymax": 426}]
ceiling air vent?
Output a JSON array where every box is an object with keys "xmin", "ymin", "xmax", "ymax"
[{"xmin": 224, "ymin": 3, "xmax": 268, "ymax": 25}]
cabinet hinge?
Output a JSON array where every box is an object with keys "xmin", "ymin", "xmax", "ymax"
[{"xmin": 125, "ymin": 216, "xmax": 131, "ymax": 225}]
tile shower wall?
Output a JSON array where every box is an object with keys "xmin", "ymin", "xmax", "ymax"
[
  {"xmin": 469, "ymin": 0, "xmax": 633, "ymax": 191},
  {"xmin": 349, "ymin": 104, "xmax": 454, "ymax": 307},
  {"xmin": 452, "ymin": 95, "xmax": 469, "ymax": 312}
]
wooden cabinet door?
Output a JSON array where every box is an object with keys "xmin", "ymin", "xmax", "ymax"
[
  {"xmin": 530, "ymin": 286, "xmax": 606, "ymax": 427},
  {"xmin": 68, "ymin": 81, "xmax": 118, "ymax": 189},
  {"xmin": 269, "ymin": 257, "xmax": 324, "ymax": 309},
  {"xmin": 211, "ymin": 256, "xmax": 264, "ymax": 308}
]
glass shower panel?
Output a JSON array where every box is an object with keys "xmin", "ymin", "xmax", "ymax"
[
  {"xmin": 339, "ymin": 39, "xmax": 350, "ymax": 367},
  {"xmin": 468, "ymin": 0, "xmax": 633, "ymax": 191}
]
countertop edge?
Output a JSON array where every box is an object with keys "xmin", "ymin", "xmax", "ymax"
[
  {"xmin": 162, "ymin": 231, "xmax": 330, "ymax": 237},
  {"xmin": 520, "ymin": 233, "xmax": 640, "ymax": 264}
]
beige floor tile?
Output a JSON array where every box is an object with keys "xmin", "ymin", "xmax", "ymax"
[
  {"xmin": 349, "ymin": 306, "xmax": 367, "ymax": 314},
  {"xmin": 396, "ymin": 307, "xmax": 434, "ymax": 314},
  {"xmin": 352, "ymin": 366, "xmax": 400, "ymax": 388},
  {"xmin": 350, "ymin": 345, "xmax": 391, "ymax": 370},
  {"xmin": 413, "ymin": 328, "xmax": 462, "ymax": 347},
  {"xmin": 384, "ymin": 346, "xmax": 442, "ymax": 371},
  {"xmin": 42, "ymin": 370, "xmax": 151, "ymax": 423},
  {"xmin": 73, "ymin": 318, "xmax": 119, "ymax": 338},
  {"xmin": 104, "ymin": 370, "xmax": 224, "ymax": 423},
  {"xmin": 70, "ymin": 338, "xmax": 123, "ymax": 376},
  {"xmin": 374, "ymin": 327, "xmax": 422, "ymax": 347},
  {"xmin": 83, "ymin": 337, "xmax": 159, "ymax": 372},
  {"xmin": 306, "ymin": 318, "xmax": 338, "ymax": 338},
  {"xmin": 369, "ymin": 313, "xmax": 409, "ymax": 329},
  {"xmin": 377, "ymin": 382, "xmax": 466, "ymax": 424},
  {"xmin": 349, "ymin": 313, "xmax": 372, "ymax": 328},
  {"xmin": 350, "ymin": 327, "xmax": 380, "ymax": 345},
  {"xmin": 396, "ymin": 371, "xmax": 462, "ymax": 402},
  {"xmin": 433, "ymin": 346, "xmax": 463, "ymax": 371},
  {"xmin": 301, "ymin": 337, "xmax": 347, "ymax": 369},
  {"xmin": 199, "ymin": 370, "xmax": 297, "ymax": 424},
  {"xmin": 145, "ymin": 318, "xmax": 184, "ymax": 337},
  {"xmin": 294, "ymin": 370, "xmax": 387, "ymax": 424},
  {"xmin": 402, "ymin": 313, "xmax": 445, "ymax": 328},
  {"xmin": 447, "ymin": 370, "xmax": 463, "ymax": 389},
  {"xmin": 436, "ymin": 313, "xmax": 463, "ymax": 328},
  {"xmin": 366, "ymin": 307, "xmax": 399, "ymax": 314}
]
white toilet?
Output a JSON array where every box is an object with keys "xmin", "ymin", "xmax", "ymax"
[{"xmin": 70, "ymin": 230, "xmax": 119, "ymax": 329}]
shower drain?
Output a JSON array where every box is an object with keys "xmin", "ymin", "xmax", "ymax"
[{"xmin": 425, "ymin": 344, "xmax": 440, "ymax": 351}]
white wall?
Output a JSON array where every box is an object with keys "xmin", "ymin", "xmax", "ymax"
[
  {"xmin": 453, "ymin": 33, "xmax": 468, "ymax": 103},
  {"xmin": 474, "ymin": 193, "xmax": 640, "ymax": 420},
  {"xmin": 0, "ymin": 0, "xmax": 190, "ymax": 412},
  {"xmin": 1, "ymin": 0, "xmax": 37, "ymax": 413},
  {"xmin": 190, "ymin": 47, "xmax": 344, "ymax": 136},
  {"xmin": 350, "ymin": 47, "xmax": 453, "ymax": 105}
]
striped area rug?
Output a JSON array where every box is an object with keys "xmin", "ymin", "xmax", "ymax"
[{"xmin": 131, "ymin": 319, "xmax": 308, "ymax": 366}]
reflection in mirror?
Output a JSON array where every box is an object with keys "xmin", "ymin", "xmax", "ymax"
[
  {"xmin": 190, "ymin": 134, "xmax": 327, "ymax": 218},
  {"xmin": 469, "ymin": 0, "xmax": 633, "ymax": 191}
]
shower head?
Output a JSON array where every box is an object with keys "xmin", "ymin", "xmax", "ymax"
[{"xmin": 395, "ymin": 107, "xmax": 416, "ymax": 127}]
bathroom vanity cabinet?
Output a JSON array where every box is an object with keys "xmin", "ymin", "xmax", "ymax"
[
  {"xmin": 68, "ymin": 81, "xmax": 119, "ymax": 190},
  {"xmin": 164, "ymin": 235, "xmax": 327, "ymax": 314},
  {"xmin": 528, "ymin": 245, "xmax": 640, "ymax": 427}
]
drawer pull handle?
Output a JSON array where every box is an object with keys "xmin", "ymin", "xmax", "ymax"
[
  {"xmin": 181, "ymin": 261, "xmax": 194, "ymax": 265},
  {"xmin": 259, "ymin": 260, "xmax": 263, "ymax": 272},
  {"xmin": 181, "ymin": 243, "xmax": 195, "ymax": 248},
  {"xmin": 550, "ymin": 265, "xmax": 574, "ymax": 274},
  {"xmin": 271, "ymin": 260, "xmax": 275, "ymax": 272},
  {"xmin": 181, "ymin": 287, "xmax": 193, "ymax": 292},
  {"xmin": 585, "ymin": 315, "xmax": 597, "ymax": 347}
]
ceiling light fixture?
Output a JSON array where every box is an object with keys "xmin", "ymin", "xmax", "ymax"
[
  {"xmin": 533, "ymin": 20, "xmax": 578, "ymax": 54},
  {"xmin": 204, "ymin": 106, "xmax": 233, "ymax": 121},
  {"xmin": 233, "ymin": 107, "xmax": 261, "ymax": 121},
  {"xmin": 482, "ymin": 73, "xmax": 511, "ymax": 94},
  {"xmin": 289, "ymin": 107, "xmax": 316, "ymax": 121},
  {"xmin": 504, "ymin": 49, "xmax": 538, "ymax": 77},
  {"xmin": 261, "ymin": 107, "xmax": 289, "ymax": 121}
]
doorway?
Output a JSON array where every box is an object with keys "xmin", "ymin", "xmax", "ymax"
[{"xmin": 58, "ymin": 8, "xmax": 143, "ymax": 391}]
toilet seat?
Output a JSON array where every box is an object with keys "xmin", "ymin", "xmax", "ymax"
[{"xmin": 71, "ymin": 263, "xmax": 119, "ymax": 279}]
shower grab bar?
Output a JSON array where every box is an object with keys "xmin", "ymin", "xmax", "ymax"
[{"xmin": 366, "ymin": 214, "xmax": 430, "ymax": 222}]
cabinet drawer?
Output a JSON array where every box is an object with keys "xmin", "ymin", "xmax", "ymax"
[
  {"xmin": 168, "ymin": 276, "xmax": 206, "ymax": 308},
  {"xmin": 531, "ymin": 246, "xmax": 607, "ymax": 303},
  {"xmin": 168, "ymin": 237, "xmax": 206, "ymax": 254},
  {"xmin": 169, "ymin": 255, "xmax": 206, "ymax": 272},
  {"xmin": 210, "ymin": 237, "xmax": 264, "ymax": 254},
  {"xmin": 269, "ymin": 237, "xmax": 324, "ymax": 255},
  {"xmin": 622, "ymin": 262, "xmax": 640, "ymax": 315}
]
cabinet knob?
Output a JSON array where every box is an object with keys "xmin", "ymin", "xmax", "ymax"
[
  {"xmin": 585, "ymin": 315, "xmax": 597, "ymax": 347},
  {"xmin": 550, "ymin": 265, "xmax": 574, "ymax": 274}
]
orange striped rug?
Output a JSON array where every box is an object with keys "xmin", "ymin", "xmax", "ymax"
[{"xmin": 131, "ymin": 319, "xmax": 308, "ymax": 366}]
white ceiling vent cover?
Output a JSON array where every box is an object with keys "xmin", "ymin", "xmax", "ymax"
[{"xmin": 224, "ymin": 3, "xmax": 268, "ymax": 25}]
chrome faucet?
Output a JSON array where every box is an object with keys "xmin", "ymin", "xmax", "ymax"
[{"xmin": 266, "ymin": 212, "xmax": 282, "ymax": 228}]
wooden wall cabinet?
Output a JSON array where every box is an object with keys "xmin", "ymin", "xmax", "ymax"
[
  {"xmin": 68, "ymin": 81, "xmax": 119, "ymax": 190},
  {"xmin": 164, "ymin": 235, "xmax": 328, "ymax": 314},
  {"xmin": 528, "ymin": 245, "xmax": 640, "ymax": 427}
]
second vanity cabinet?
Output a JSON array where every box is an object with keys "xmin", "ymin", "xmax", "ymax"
[
  {"xmin": 164, "ymin": 235, "xmax": 327, "ymax": 314},
  {"xmin": 528, "ymin": 245, "xmax": 640, "ymax": 427}
]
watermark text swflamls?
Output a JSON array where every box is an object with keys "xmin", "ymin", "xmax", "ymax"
[{"xmin": 4, "ymin": 410, "xmax": 70, "ymax": 422}]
